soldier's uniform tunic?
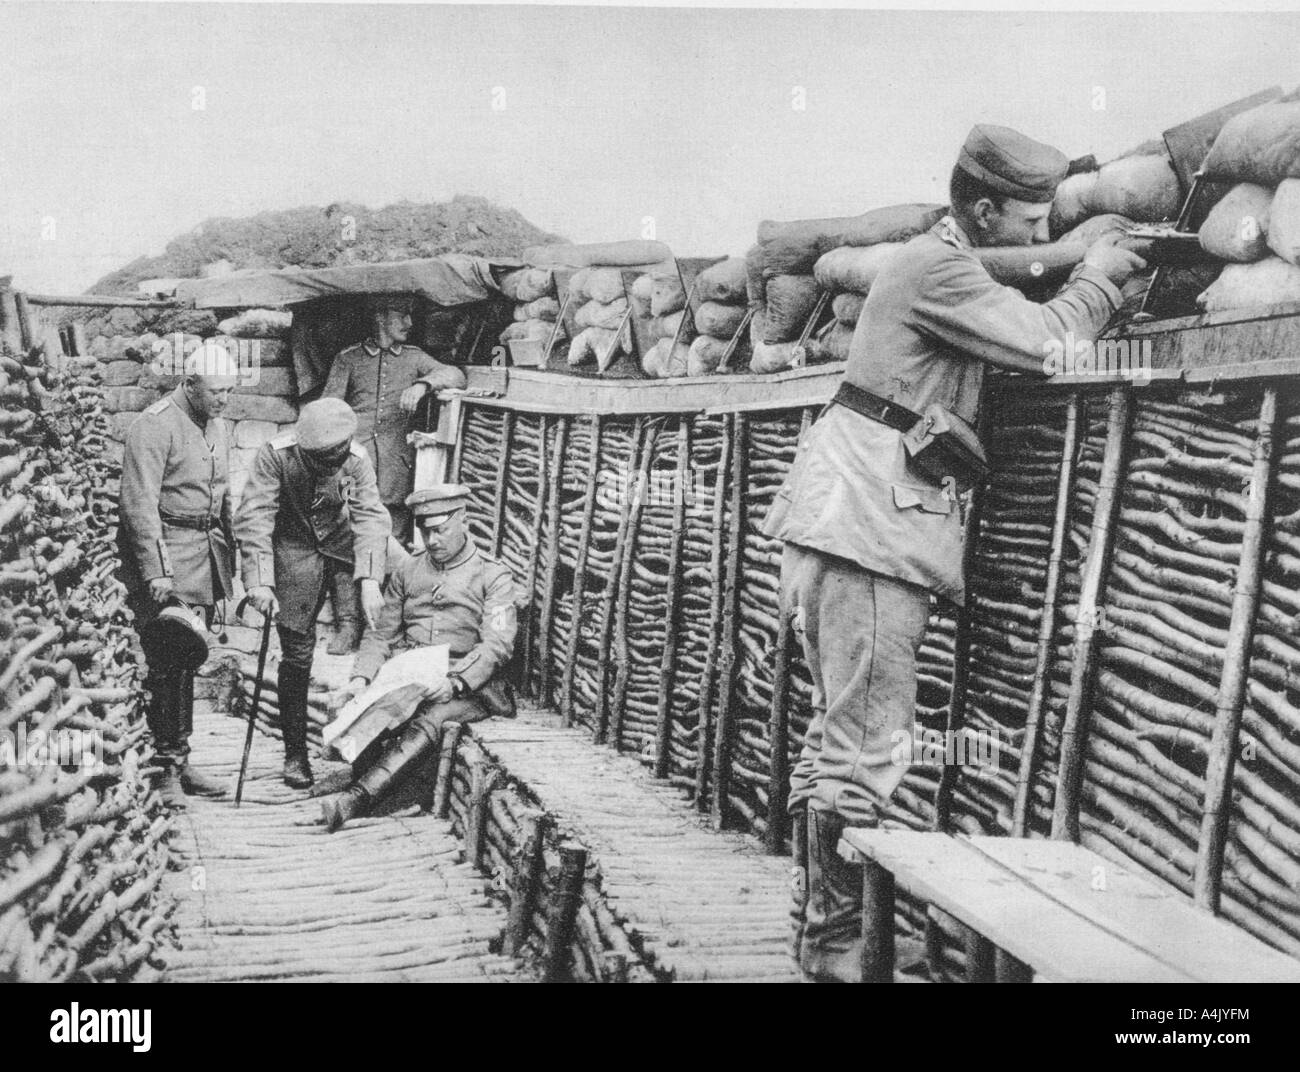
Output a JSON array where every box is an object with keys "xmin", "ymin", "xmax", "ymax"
[
  {"xmin": 322, "ymin": 340, "xmax": 466, "ymax": 538},
  {"xmin": 236, "ymin": 432, "xmax": 390, "ymax": 669},
  {"xmin": 763, "ymin": 215, "xmax": 1123, "ymax": 825},
  {"xmin": 117, "ymin": 386, "xmax": 235, "ymax": 763}
]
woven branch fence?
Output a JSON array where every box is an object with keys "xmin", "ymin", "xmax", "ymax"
[{"xmin": 455, "ymin": 375, "xmax": 1300, "ymax": 960}]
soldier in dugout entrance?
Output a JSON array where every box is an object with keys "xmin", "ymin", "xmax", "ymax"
[{"xmin": 320, "ymin": 483, "xmax": 519, "ymax": 832}]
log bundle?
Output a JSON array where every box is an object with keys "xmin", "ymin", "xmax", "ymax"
[
  {"xmin": 455, "ymin": 372, "xmax": 1300, "ymax": 960},
  {"xmin": 0, "ymin": 330, "xmax": 172, "ymax": 982}
]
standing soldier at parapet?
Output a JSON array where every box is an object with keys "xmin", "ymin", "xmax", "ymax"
[
  {"xmin": 319, "ymin": 484, "xmax": 519, "ymax": 832},
  {"xmin": 237, "ymin": 398, "xmax": 390, "ymax": 789},
  {"xmin": 118, "ymin": 344, "xmax": 240, "ymax": 807},
  {"xmin": 763, "ymin": 124, "xmax": 1147, "ymax": 983},
  {"xmin": 322, "ymin": 294, "xmax": 467, "ymax": 555}
]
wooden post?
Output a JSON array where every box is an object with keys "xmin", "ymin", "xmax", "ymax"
[
  {"xmin": 490, "ymin": 410, "xmax": 516, "ymax": 559},
  {"xmin": 1012, "ymin": 392, "xmax": 1082, "ymax": 837},
  {"xmin": 861, "ymin": 859, "xmax": 896, "ymax": 984},
  {"xmin": 610, "ymin": 419, "xmax": 658, "ymax": 751},
  {"xmin": 560, "ymin": 416, "xmax": 602, "ymax": 727},
  {"xmin": 594, "ymin": 418, "xmax": 644, "ymax": 745},
  {"xmin": 504, "ymin": 811, "xmax": 551, "ymax": 957},
  {"xmin": 711, "ymin": 411, "xmax": 748, "ymax": 829},
  {"xmin": 450, "ymin": 398, "xmax": 469, "ymax": 482},
  {"xmin": 433, "ymin": 723, "xmax": 464, "ymax": 820},
  {"xmin": 536, "ymin": 416, "xmax": 570, "ymax": 707},
  {"xmin": 1195, "ymin": 385, "xmax": 1278, "ymax": 912},
  {"xmin": 653, "ymin": 417, "xmax": 691, "ymax": 779},
  {"xmin": 694, "ymin": 415, "xmax": 733, "ymax": 809},
  {"xmin": 466, "ymin": 758, "xmax": 500, "ymax": 870},
  {"xmin": 0, "ymin": 288, "xmax": 23, "ymax": 352},
  {"xmin": 541, "ymin": 844, "xmax": 588, "ymax": 983},
  {"xmin": 964, "ymin": 929, "xmax": 995, "ymax": 983},
  {"xmin": 519, "ymin": 415, "xmax": 549, "ymax": 693},
  {"xmin": 1051, "ymin": 384, "xmax": 1131, "ymax": 841},
  {"xmin": 70, "ymin": 322, "xmax": 88, "ymax": 360},
  {"xmin": 14, "ymin": 292, "xmax": 36, "ymax": 351}
]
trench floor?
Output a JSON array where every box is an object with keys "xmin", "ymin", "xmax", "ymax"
[{"xmin": 159, "ymin": 712, "xmax": 529, "ymax": 983}]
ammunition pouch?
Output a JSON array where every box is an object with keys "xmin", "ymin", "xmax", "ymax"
[{"xmin": 901, "ymin": 404, "xmax": 989, "ymax": 494}]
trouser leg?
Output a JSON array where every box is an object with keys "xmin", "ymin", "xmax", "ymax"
[
  {"xmin": 144, "ymin": 663, "xmax": 189, "ymax": 767},
  {"xmin": 801, "ymin": 807, "xmax": 868, "ymax": 983},
  {"xmin": 790, "ymin": 803, "xmax": 809, "ymax": 962},
  {"xmin": 385, "ymin": 502, "xmax": 412, "ymax": 547},
  {"xmin": 275, "ymin": 624, "xmax": 316, "ymax": 787},
  {"xmin": 326, "ymin": 563, "xmax": 363, "ymax": 656},
  {"xmin": 354, "ymin": 698, "xmax": 490, "ymax": 805}
]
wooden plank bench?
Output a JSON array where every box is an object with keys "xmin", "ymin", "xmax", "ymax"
[{"xmin": 839, "ymin": 828, "xmax": 1300, "ymax": 983}]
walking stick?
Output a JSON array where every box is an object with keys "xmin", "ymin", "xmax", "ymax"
[{"xmin": 234, "ymin": 595, "xmax": 275, "ymax": 807}]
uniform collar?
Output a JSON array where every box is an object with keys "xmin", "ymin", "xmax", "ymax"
[
  {"xmin": 362, "ymin": 338, "xmax": 405, "ymax": 358},
  {"xmin": 170, "ymin": 385, "xmax": 206, "ymax": 430},
  {"xmin": 935, "ymin": 215, "xmax": 974, "ymax": 251},
  {"xmin": 423, "ymin": 538, "xmax": 476, "ymax": 571}
]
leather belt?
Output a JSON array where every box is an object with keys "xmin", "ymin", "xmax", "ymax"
[
  {"xmin": 831, "ymin": 381, "xmax": 921, "ymax": 434},
  {"xmin": 160, "ymin": 512, "xmax": 221, "ymax": 532}
]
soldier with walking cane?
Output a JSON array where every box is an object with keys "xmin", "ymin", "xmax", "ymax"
[{"xmin": 236, "ymin": 397, "xmax": 390, "ymax": 789}]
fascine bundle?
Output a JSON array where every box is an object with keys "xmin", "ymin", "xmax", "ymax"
[
  {"xmin": 497, "ymin": 268, "xmax": 559, "ymax": 360},
  {"xmin": 1193, "ymin": 95, "xmax": 1300, "ymax": 312}
]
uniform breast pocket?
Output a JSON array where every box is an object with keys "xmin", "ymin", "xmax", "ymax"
[{"xmin": 891, "ymin": 483, "xmax": 952, "ymax": 516}]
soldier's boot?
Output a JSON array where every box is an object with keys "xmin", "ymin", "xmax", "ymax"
[
  {"xmin": 167, "ymin": 668, "xmax": 223, "ymax": 797},
  {"xmin": 800, "ymin": 808, "xmax": 869, "ymax": 984},
  {"xmin": 180, "ymin": 766, "xmax": 226, "ymax": 797},
  {"xmin": 789, "ymin": 805, "xmax": 810, "ymax": 963},
  {"xmin": 146, "ymin": 667, "xmax": 187, "ymax": 808},
  {"xmin": 158, "ymin": 765, "xmax": 186, "ymax": 809},
  {"xmin": 326, "ymin": 616, "xmax": 364, "ymax": 656},
  {"xmin": 278, "ymin": 664, "xmax": 314, "ymax": 789},
  {"xmin": 321, "ymin": 788, "xmax": 368, "ymax": 833}
]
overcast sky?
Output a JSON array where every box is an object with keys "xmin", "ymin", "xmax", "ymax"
[{"xmin": 2, "ymin": 3, "xmax": 1298, "ymax": 292}]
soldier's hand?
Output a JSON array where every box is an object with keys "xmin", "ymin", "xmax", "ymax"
[
  {"xmin": 359, "ymin": 578, "xmax": 384, "ymax": 630},
  {"xmin": 1083, "ymin": 235, "xmax": 1148, "ymax": 285},
  {"xmin": 422, "ymin": 679, "xmax": 454, "ymax": 705},
  {"xmin": 399, "ymin": 383, "xmax": 429, "ymax": 414},
  {"xmin": 247, "ymin": 585, "xmax": 279, "ymax": 618},
  {"xmin": 147, "ymin": 576, "xmax": 175, "ymax": 604},
  {"xmin": 337, "ymin": 677, "xmax": 368, "ymax": 704}
]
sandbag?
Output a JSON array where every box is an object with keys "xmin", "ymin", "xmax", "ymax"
[
  {"xmin": 831, "ymin": 292, "xmax": 865, "ymax": 325},
  {"xmin": 499, "ymin": 267, "xmax": 555, "ymax": 303},
  {"xmin": 1203, "ymin": 99, "xmax": 1300, "ymax": 187},
  {"xmin": 651, "ymin": 310, "xmax": 690, "ymax": 341},
  {"xmin": 687, "ymin": 335, "xmax": 731, "ymax": 377},
  {"xmin": 630, "ymin": 273, "xmax": 654, "ymax": 317},
  {"xmin": 693, "ymin": 300, "xmax": 746, "ymax": 338},
  {"xmin": 809, "ymin": 320, "xmax": 855, "ymax": 363},
  {"xmin": 650, "ymin": 274, "xmax": 687, "ymax": 317},
  {"xmin": 512, "ymin": 296, "xmax": 560, "ymax": 322},
  {"xmin": 641, "ymin": 337, "xmax": 692, "ymax": 379},
  {"xmin": 814, "ymin": 243, "xmax": 904, "ymax": 294},
  {"xmin": 749, "ymin": 339, "xmax": 797, "ymax": 374},
  {"xmin": 524, "ymin": 240, "xmax": 673, "ymax": 268},
  {"xmin": 575, "ymin": 297, "xmax": 629, "ymax": 330},
  {"xmin": 216, "ymin": 309, "xmax": 293, "ymax": 339},
  {"xmin": 1267, "ymin": 178, "xmax": 1300, "ymax": 266},
  {"xmin": 567, "ymin": 324, "xmax": 631, "ymax": 371},
  {"xmin": 744, "ymin": 244, "xmax": 766, "ymax": 306},
  {"xmin": 567, "ymin": 267, "xmax": 626, "ymax": 304},
  {"xmin": 500, "ymin": 319, "xmax": 555, "ymax": 344},
  {"xmin": 103, "ymin": 360, "xmax": 142, "ymax": 386},
  {"xmin": 695, "ymin": 257, "xmax": 748, "ymax": 303},
  {"xmin": 1051, "ymin": 153, "xmax": 1182, "ymax": 234},
  {"xmin": 763, "ymin": 275, "xmax": 821, "ymax": 343},
  {"xmin": 1197, "ymin": 257, "xmax": 1300, "ymax": 312},
  {"xmin": 1198, "ymin": 183, "xmax": 1274, "ymax": 262},
  {"xmin": 758, "ymin": 204, "xmax": 945, "ymax": 276}
]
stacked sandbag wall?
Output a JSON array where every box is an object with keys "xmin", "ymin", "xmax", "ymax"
[{"xmin": 497, "ymin": 268, "xmax": 559, "ymax": 367}]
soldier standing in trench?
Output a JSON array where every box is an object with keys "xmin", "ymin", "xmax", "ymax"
[
  {"xmin": 237, "ymin": 398, "xmax": 390, "ymax": 789},
  {"xmin": 321, "ymin": 294, "xmax": 467, "ymax": 657},
  {"xmin": 118, "ymin": 344, "xmax": 240, "ymax": 807},
  {"xmin": 762, "ymin": 124, "xmax": 1148, "ymax": 982}
]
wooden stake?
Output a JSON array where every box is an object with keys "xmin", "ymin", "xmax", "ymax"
[
  {"xmin": 1051, "ymin": 384, "xmax": 1131, "ymax": 841},
  {"xmin": 541, "ymin": 844, "xmax": 588, "ymax": 983},
  {"xmin": 1195, "ymin": 385, "xmax": 1278, "ymax": 912},
  {"xmin": 861, "ymin": 860, "xmax": 896, "ymax": 984},
  {"xmin": 694, "ymin": 415, "xmax": 733, "ymax": 808},
  {"xmin": 433, "ymin": 723, "xmax": 464, "ymax": 820},
  {"xmin": 653, "ymin": 418, "xmax": 691, "ymax": 779},
  {"xmin": 610, "ymin": 419, "xmax": 658, "ymax": 751},
  {"xmin": 711, "ymin": 411, "xmax": 748, "ymax": 829},
  {"xmin": 1012, "ymin": 392, "xmax": 1082, "ymax": 837},
  {"xmin": 593, "ymin": 417, "xmax": 644, "ymax": 745},
  {"xmin": 504, "ymin": 811, "xmax": 551, "ymax": 957},
  {"xmin": 490, "ymin": 410, "xmax": 516, "ymax": 559},
  {"xmin": 466, "ymin": 759, "xmax": 500, "ymax": 871},
  {"xmin": 520, "ymin": 415, "xmax": 549, "ymax": 693},
  {"xmin": 560, "ymin": 415, "xmax": 602, "ymax": 727},
  {"xmin": 536, "ymin": 416, "xmax": 570, "ymax": 707}
]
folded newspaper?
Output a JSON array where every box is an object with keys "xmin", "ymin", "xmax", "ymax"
[{"xmin": 322, "ymin": 645, "xmax": 449, "ymax": 763}]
